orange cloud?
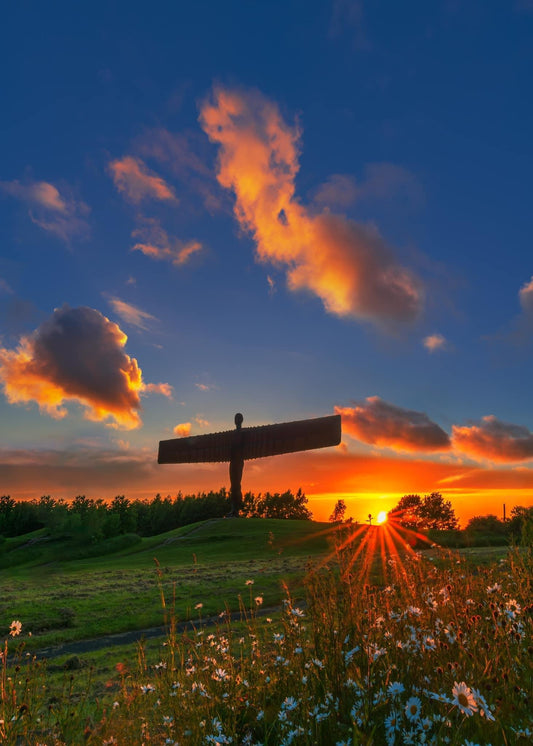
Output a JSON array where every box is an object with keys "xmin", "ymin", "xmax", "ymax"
[
  {"xmin": 107, "ymin": 296, "xmax": 158, "ymax": 331},
  {"xmin": 0, "ymin": 178, "xmax": 89, "ymax": 241},
  {"xmin": 131, "ymin": 218, "xmax": 202, "ymax": 266},
  {"xmin": 335, "ymin": 397, "xmax": 451, "ymax": 453},
  {"xmin": 173, "ymin": 422, "xmax": 191, "ymax": 437},
  {"xmin": 144, "ymin": 382, "xmax": 173, "ymax": 397},
  {"xmin": 423, "ymin": 333, "xmax": 447, "ymax": 352},
  {"xmin": 109, "ymin": 156, "xmax": 176, "ymax": 204},
  {"xmin": 200, "ymin": 87, "xmax": 423, "ymax": 325},
  {"xmin": 0, "ymin": 305, "xmax": 171, "ymax": 430},
  {"xmin": 194, "ymin": 383, "xmax": 216, "ymax": 391},
  {"xmin": 133, "ymin": 240, "xmax": 202, "ymax": 266},
  {"xmin": 194, "ymin": 416, "xmax": 210, "ymax": 428},
  {"xmin": 452, "ymin": 415, "xmax": 533, "ymax": 463}
]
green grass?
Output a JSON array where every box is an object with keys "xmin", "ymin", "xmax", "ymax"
[
  {"xmin": 1, "ymin": 526, "xmax": 531, "ymax": 745},
  {"xmin": 0, "ymin": 521, "xmax": 520, "ymax": 653},
  {"xmin": 0, "ymin": 518, "xmax": 332, "ymax": 651}
]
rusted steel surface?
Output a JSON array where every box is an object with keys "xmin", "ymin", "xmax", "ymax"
[{"xmin": 158, "ymin": 414, "xmax": 341, "ymax": 464}]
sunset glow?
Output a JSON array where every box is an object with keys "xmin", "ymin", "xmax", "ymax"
[
  {"xmin": 2, "ymin": 9, "xmax": 533, "ymax": 746},
  {"xmin": 0, "ymin": 4, "xmax": 532, "ymax": 527}
]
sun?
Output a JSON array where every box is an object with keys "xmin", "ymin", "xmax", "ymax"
[{"xmin": 376, "ymin": 510, "xmax": 388, "ymax": 524}]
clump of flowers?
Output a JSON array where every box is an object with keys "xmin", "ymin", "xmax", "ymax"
[{"xmin": 1, "ymin": 539, "xmax": 532, "ymax": 744}]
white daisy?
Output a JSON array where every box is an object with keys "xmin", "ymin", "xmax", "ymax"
[
  {"xmin": 452, "ymin": 681, "xmax": 478, "ymax": 716},
  {"xmin": 405, "ymin": 696, "xmax": 422, "ymax": 721}
]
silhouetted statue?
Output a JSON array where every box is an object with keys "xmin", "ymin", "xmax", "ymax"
[
  {"xmin": 228, "ymin": 412, "xmax": 244, "ymax": 516},
  {"xmin": 158, "ymin": 412, "xmax": 342, "ymax": 517}
]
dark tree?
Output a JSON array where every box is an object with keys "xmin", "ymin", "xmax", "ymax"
[
  {"xmin": 242, "ymin": 489, "xmax": 312, "ymax": 520},
  {"xmin": 110, "ymin": 495, "xmax": 136, "ymax": 534},
  {"xmin": 329, "ymin": 499, "xmax": 347, "ymax": 523},
  {"xmin": 508, "ymin": 505, "xmax": 533, "ymax": 545},
  {"xmin": 465, "ymin": 514, "xmax": 507, "ymax": 535},
  {"xmin": 0, "ymin": 495, "xmax": 41, "ymax": 536},
  {"xmin": 388, "ymin": 494, "xmax": 422, "ymax": 529},
  {"xmin": 417, "ymin": 492, "xmax": 459, "ymax": 530},
  {"xmin": 389, "ymin": 492, "xmax": 458, "ymax": 530}
]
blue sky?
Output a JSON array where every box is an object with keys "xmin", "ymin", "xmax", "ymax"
[{"xmin": 1, "ymin": 1, "xmax": 533, "ymax": 522}]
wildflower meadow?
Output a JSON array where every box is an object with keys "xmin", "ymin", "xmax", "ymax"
[{"xmin": 1, "ymin": 526, "xmax": 531, "ymax": 745}]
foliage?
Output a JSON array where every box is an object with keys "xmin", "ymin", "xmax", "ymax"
[
  {"xmin": 508, "ymin": 506, "xmax": 533, "ymax": 546},
  {"xmin": 465, "ymin": 514, "xmax": 507, "ymax": 535},
  {"xmin": 328, "ymin": 498, "xmax": 347, "ymax": 523},
  {"xmin": 241, "ymin": 488, "xmax": 312, "ymax": 520},
  {"xmin": 464, "ymin": 515, "xmax": 509, "ymax": 547},
  {"xmin": 1, "ymin": 535, "xmax": 531, "ymax": 744},
  {"xmin": 0, "ymin": 488, "xmax": 311, "ymax": 540},
  {"xmin": 389, "ymin": 492, "xmax": 459, "ymax": 531}
]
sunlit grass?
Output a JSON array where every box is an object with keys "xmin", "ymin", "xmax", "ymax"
[
  {"xmin": 0, "ymin": 519, "xmax": 331, "ymax": 651},
  {"xmin": 1, "ymin": 522, "xmax": 531, "ymax": 744}
]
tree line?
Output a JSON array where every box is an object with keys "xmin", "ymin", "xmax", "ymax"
[
  {"xmin": 387, "ymin": 492, "xmax": 533, "ymax": 544},
  {"xmin": 328, "ymin": 492, "xmax": 533, "ymax": 546},
  {"xmin": 0, "ymin": 488, "xmax": 312, "ymax": 540}
]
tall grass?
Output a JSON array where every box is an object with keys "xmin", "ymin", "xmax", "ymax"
[{"xmin": 1, "ymin": 527, "xmax": 531, "ymax": 744}]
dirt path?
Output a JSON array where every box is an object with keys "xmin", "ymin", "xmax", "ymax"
[{"xmin": 33, "ymin": 605, "xmax": 280, "ymax": 661}]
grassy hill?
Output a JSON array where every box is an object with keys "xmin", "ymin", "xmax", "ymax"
[{"xmin": 0, "ymin": 518, "xmax": 334, "ymax": 650}]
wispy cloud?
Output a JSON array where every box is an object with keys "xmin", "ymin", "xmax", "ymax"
[
  {"xmin": 109, "ymin": 156, "xmax": 177, "ymax": 204},
  {"xmin": 0, "ymin": 305, "xmax": 171, "ymax": 430},
  {"xmin": 311, "ymin": 174, "xmax": 359, "ymax": 208},
  {"xmin": 135, "ymin": 127, "xmax": 222, "ymax": 212},
  {"xmin": 131, "ymin": 217, "xmax": 202, "ymax": 267},
  {"xmin": 267, "ymin": 274, "xmax": 276, "ymax": 295},
  {"xmin": 113, "ymin": 438, "xmax": 130, "ymax": 451},
  {"xmin": 519, "ymin": 276, "xmax": 533, "ymax": 313},
  {"xmin": 488, "ymin": 275, "xmax": 533, "ymax": 346},
  {"xmin": 1, "ymin": 180, "xmax": 68, "ymax": 211},
  {"xmin": 335, "ymin": 396, "xmax": 451, "ymax": 453},
  {"xmin": 200, "ymin": 87, "xmax": 423, "ymax": 327},
  {"xmin": 312, "ymin": 164, "xmax": 423, "ymax": 210},
  {"xmin": 329, "ymin": 0, "xmax": 371, "ymax": 49},
  {"xmin": 106, "ymin": 296, "xmax": 158, "ymax": 331},
  {"xmin": 452, "ymin": 415, "xmax": 533, "ymax": 463},
  {"xmin": 0, "ymin": 277, "xmax": 14, "ymax": 295},
  {"xmin": 194, "ymin": 416, "xmax": 210, "ymax": 428},
  {"xmin": 194, "ymin": 382, "xmax": 216, "ymax": 392},
  {"xmin": 423, "ymin": 333, "xmax": 447, "ymax": 352},
  {"xmin": 0, "ymin": 178, "xmax": 89, "ymax": 242}
]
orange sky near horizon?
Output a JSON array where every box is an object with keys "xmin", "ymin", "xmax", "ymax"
[{"xmin": 2, "ymin": 445, "xmax": 532, "ymax": 527}]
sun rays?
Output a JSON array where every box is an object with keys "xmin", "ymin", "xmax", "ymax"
[{"xmin": 297, "ymin": 510, "xmax": 454, "ymax": 607}]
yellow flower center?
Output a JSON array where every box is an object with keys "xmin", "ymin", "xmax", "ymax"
[{"xmin": 458, "ymin": 692, "xmax": 469, "ymax": 708}]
